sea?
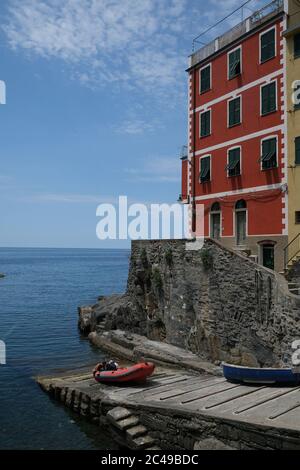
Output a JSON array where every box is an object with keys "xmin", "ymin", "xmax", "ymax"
[{"xmin": 0, "ymin": 248, "xmax": 130, "ymax": 449}]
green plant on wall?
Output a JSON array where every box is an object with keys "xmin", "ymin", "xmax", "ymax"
[
  {"xmin": 165, "ymin": 248, "xmax": 173, "ymax": 268},
  {"xmin": 152, "ymin": 267, "xmax": 163, "ymax": 291},
  {"xmin": 200, "ymin": 248, "xmax": 213, "ymax": 270}
]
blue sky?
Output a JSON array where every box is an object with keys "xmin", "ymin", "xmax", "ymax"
[{"xmin": 0, "ymin": 0, "xmax": 267, "ymax": 248}]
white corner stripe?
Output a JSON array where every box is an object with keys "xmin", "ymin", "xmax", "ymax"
[
  {"xmin": 194, "ymin": 183, "xmax": 282, "ymax": 201},
  {"xmin": 190, "ymin": 70, "xmax": 283, "ymax": 115},
  {"xmin": 194, "ymin": 125, "xmax": 284, "ymax": 156}
]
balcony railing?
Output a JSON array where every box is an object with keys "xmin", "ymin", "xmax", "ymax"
[{"xmin": 190, "ymin": 0, "xmax": 284, "ymax": 67}]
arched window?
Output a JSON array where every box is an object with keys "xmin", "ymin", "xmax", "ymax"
[
  {"xmin": 235, "ymin": 199, "xmax": 247, "ymax": 210},
  {"xmin": 211, "ymin": 202, "xmax": 221, "ymax": 212},
  {"xmin": 235, "ymin": 200, "xmax": 247, "ymax": 245},
  {"xmin": 210, "ymin": 202, "xmax": 221, "ymax": 239}
]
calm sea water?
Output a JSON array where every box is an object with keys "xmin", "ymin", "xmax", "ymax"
[{"xmin": 0, "ymin": 248, "xmax": 130, "ymax": 449}]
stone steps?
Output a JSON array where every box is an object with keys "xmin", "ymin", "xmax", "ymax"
[{"xmin": 106, "ymin": 406, "xmax": 159, "ymax": 450}]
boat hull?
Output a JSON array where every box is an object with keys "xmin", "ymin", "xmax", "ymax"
[
  {"xmin": 94, "ymin": 362, "xmax": 155, "ymax": 384},
  {"xmin": 223, "ymin": 363, "xmax": 300, "ymax": 385}
]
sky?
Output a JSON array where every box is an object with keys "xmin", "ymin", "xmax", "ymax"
[{"xmin": 0, "ymin": 0, "xmax": 267, "ymax": 248}]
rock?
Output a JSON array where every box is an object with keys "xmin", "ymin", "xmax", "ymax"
[
  {"xmin": 107, "ymin": 407, "xmax": 132, "ymax": 423},
  {"xmin": 131, "ymin": 435, "xmax": 156, "ymax": 449},
  {"xmin": 241, "ymin": 352, "xmax": 259, "ymax": 367},
  {"xmin": 114, "ymin": 416, "xmax": 139, "ymax": 431},
  {"xmin": 78, "ymin": 239, "xmax": 300, "ymax": 368},
  {"xmin": 0, "ymin": 273, "xmax": 5, "ymax": 278},
  {"xmin": 126, "ymin": 425, "xmax": 147, "ymax": 439},
  {"xmin": 194, "ymin": 438, "xmax": 234, "ymax": 450}
]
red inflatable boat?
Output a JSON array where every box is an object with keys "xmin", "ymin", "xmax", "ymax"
[{"xmin": 94, "ymin": 362, "xmax": 155, "ymax": 384}]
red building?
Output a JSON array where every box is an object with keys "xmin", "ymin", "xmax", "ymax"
[{"xmin": 181, "ymin": 0, "xmax": 288, "ymax": 271}]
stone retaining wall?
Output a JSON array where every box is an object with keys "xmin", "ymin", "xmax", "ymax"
[{"xmin": 79, "ymin": 239, "xmax": 300, "ymax": 367}]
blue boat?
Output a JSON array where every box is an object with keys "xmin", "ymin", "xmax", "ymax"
[{"xmin": 223, "ymin": 363, "xmax": 300, "ymax": 386}]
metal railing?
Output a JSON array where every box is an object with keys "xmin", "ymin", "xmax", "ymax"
[
  {"xmin": 284, "ymin": 233, "xmax": 300, "ymax": 269},
  {"xmin": 190, "ymin": 0, "xmax": 284, "ymax": 67}
]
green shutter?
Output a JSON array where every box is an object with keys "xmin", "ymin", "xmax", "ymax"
[
  {"xmin": 261, "ymin": 29, "xmax": 275, "ymax": 62},
  {"xmin": 201, "ymin": 66, "xmax": 211, "ymax": 93},
  {"xmin": 229, "ymin": 97, "xmax": 241, "ymax": 127},
  {"xmin": 228, "ymin": 148, "xmax": 241, "ymax": 176},
  {"xmin": 200, "ymin": 156, "xmax": 210, "ymax": 182},
  {"xmin": 261, "ymin": 138, "xmax": 277, "ymax": 169},
  {"xmin": 294, "ymin": 33, "xmax": 300, "ymax": 59},
  {"xmin": 261, "ymin": 82, "xmax": 276, "ymax": 115},
  {"xmin": 200, "ymin": 110, "xmax": 210, "ymax": 137},
  {"xmin": 229, "ymin": 49, "xmax": 241, "ymax": 79},
  {"xmin": 295, "ymin": 136, "xmax": 300, "ymax": 165}
]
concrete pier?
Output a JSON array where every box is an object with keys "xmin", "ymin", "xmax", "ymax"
[{"xmin": 38, "ymin": 365, "xmax": 300, "ymax": 450}]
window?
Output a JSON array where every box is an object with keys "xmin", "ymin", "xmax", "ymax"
[
  {"xmin": 294, "ymin": 82, "xmax": 300, "ymax": 110},
  {"xmin": 228, "ymin": 97, "xmax": 241, "ymax": 127},
  {"xmin": 200, "ymin": 110, "xmax": 211, "ymax": 137},
  {"xmin": 294, "ymin": 33, "xmax": 300, "ymax": 59},
  {"xmin": 235, "ymin": 200, "xmax": 247, "ymax": 246},
  {"xmin": 261, "ymin": 137, "xmax": 277, "ymax": 170},
  {"xmin": 261, "ymin": 82, "xmax": 276, "ymax": 115},
  {"xmin": 296, "ymin": 211, "xmax": 300, "ymax": 225},
  {"xmin": 260, "ymin": 28, "xmax": 275, "ymax": 63},
  {"xmin": 200, "ymin": 65, "xmax": 211, "ymax": 93},
  {"xmin": 227, "ymin": 148, "xmax": 241, "ymax": 177},
  {"xmin": 228, "ymin": 48, "xmax": 241, "ymax": 79},
  {"xmin": 210, "ymin": 202, "xmax": 221, "ymax": 239},
  {"xmin": 295, "ymin": 137, "xmax": 300, "ymax": 165},
  {"xmin": 200, "ymin": 156, "xmax": 211, "ymax": 183}
]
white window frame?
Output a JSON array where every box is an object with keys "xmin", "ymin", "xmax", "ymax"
[
  {"xmin": 227, "ymin": 45, "xmax": 242, "ymax": 80},
  {"xmin": 233, "ymin": 201, "xmax": 249, "ymax": 242},
  {"xmin": 199, "ymin": 63, "xmax": 212, "ymax": 94},
  {"xmin": 259, "ymin": 25, "xmax": 277, "ymax": 64},
  {"xmin": 199, "ymin": 154, "xmax": 212, "ymax": 183},
  {"xmin": 260, "ymin": 79, "xmax": 277, "ymax": 116},
  {"xmin": 209, "ymin": 203, "xmax": 222, "ymax": 239},
  {"xmin": 227, "ymin": 95, "xmax": 242, "ymax": 128},
  {"xmin": 199, "ymin": 108, "xmax": 212, "ymax": 138},
  {"xmin": 260, "ymin": 134, "xmax": 278, "ymax": 171},
  {"xmin": 227, "ymin": 145, "xmax": 242, "ymax": 178}
]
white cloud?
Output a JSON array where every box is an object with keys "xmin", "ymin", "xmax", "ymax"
[
  {"xmin": 114, "ymin": 118, "xmax": 163, "ymax": 135},
  {"xmin": 3, "ymin": 0, "xmax": 188, "ymax": 97},
  {"xmin": 125, "ymin": 157, "xmax": 180, "ymax": 183}
]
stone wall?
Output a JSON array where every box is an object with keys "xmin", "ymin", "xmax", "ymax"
[{"xmin": 79, "ymin": 239, "xmax": 300, "ymax": 367}]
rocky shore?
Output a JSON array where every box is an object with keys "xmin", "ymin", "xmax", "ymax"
[{"xmin": 78, "ymin": 239, "xmax": 300, "ymax": 368}]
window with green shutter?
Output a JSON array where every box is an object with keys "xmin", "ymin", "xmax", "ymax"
[
  {"xmin": 261, "ymin": 82, "xmax": 276, "ymax": 115},
  {"xmin": 294, "ymin": 83, "xmax": 300, "ymax": 110},
  {"xmin": 294, "ymin": 33, "xmax": 300, "ymax": 59},
  {"xmin": 261, "ymin": 28, "xmax": 275, "ymax": 63},
  {"xmin": 295, "ymin": 136, "xmax": 300, "ymax": 165},
  {"xmin": 261, "ymin": 138, "xmax": 277, "ymax": 170},
  {"xmin": 200, "ymin": 110, "xmax": 211, "ymax": 137},
  {"xmin": 228, "ymin": 48, "xmax": 241, "ymax": 79},
  {"xmin": 200, "ymin": 156, "xmax": 211, "ymax": 183},
  {"xmin": 200, "ymin": 65, "xmax": 211, "ymax": 93},
  {"xmin": 227, "ymin": 148, "xmax": 241, "ymax": 177},
  {"xmin": 228, "ymin": 97, "xmax": 241, "ymax": 127}
]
